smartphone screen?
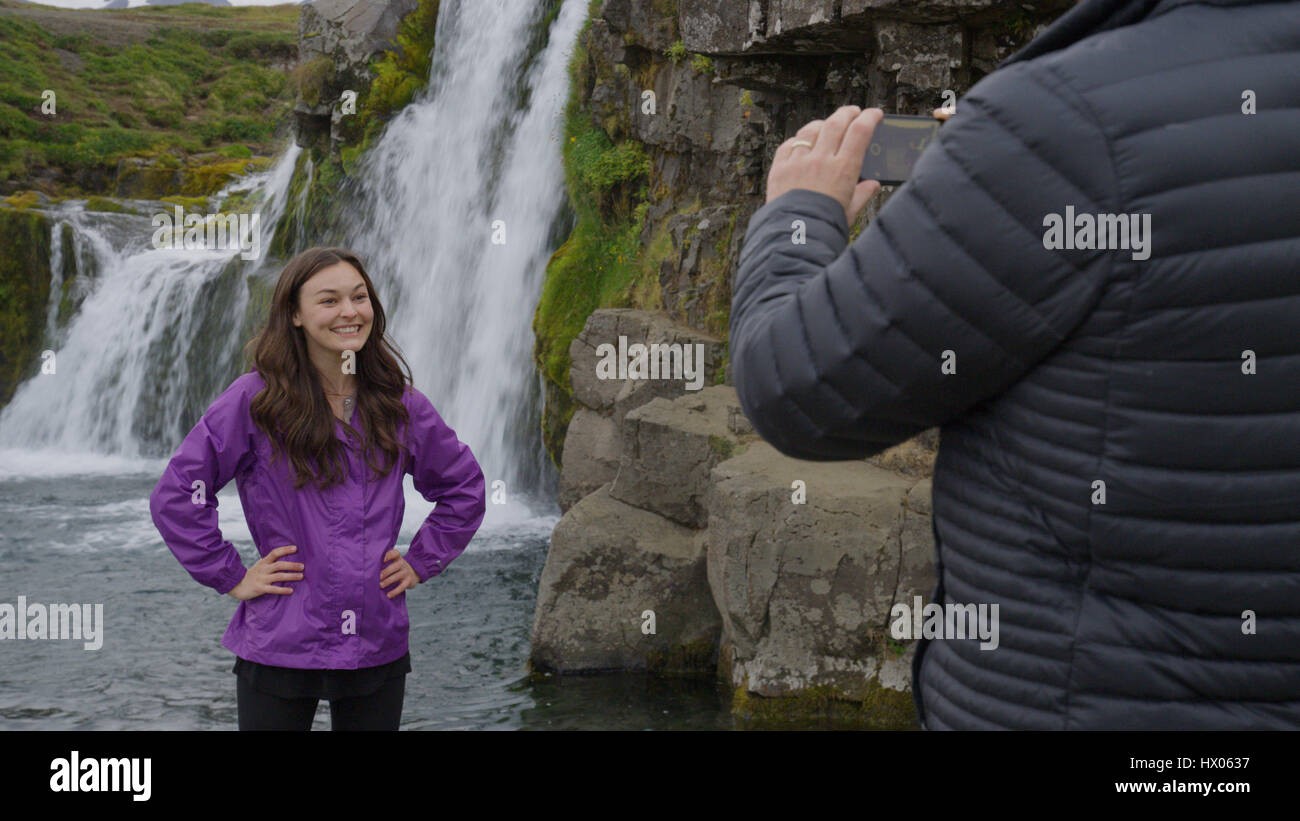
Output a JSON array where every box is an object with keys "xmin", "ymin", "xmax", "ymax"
[{"xmin": 859, "ymin": 114, "xmax": 941, "ymax": 186}]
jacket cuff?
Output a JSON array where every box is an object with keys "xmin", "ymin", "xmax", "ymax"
[
  {"xmin": 404, "ymin": 550, "xmax": 443, "ymax": 584},
  {"xmin": 213, "ymin": 562, "xmax": 247, "ymax": 596},
  {"xmin": 748, "ymin": 188, "xmax": 850, "ymax": 243}
]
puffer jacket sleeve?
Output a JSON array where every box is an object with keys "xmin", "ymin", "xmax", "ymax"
[
  {"xmin": 730, "ymin": 59, "xmax": 1119, "ymax": 461},
  {"xmin": 402, "ymin": 388, "xmax": 486, "ymax": 582},
  {"xmin": 149, "ymin": 376, "xmax": 256, "ymax": 595}
]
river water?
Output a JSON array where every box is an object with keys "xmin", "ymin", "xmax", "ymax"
[{"xmin": 0, "ymin": 452, "xmax": 732, "ymax": 730}]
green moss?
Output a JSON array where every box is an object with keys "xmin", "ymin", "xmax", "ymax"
[
  {"xmin": 149, "ymin": 151, "xmax": 183, "ymax": 170},
  {"xmin": 266, "ymin": 148, "xmax": 351, "ymax": 259},
  {"xmin": 339, "ymin": 144, "xmax": 364, "ymax": 177},
  {"xmin": 740, "ymin": 89, "xmax": 754, "ymax": 107},
  {"xmin": 0, "ymin": 208, "xmax": 52, "ymax": 407},
  {"xmin": 732, "ymin": 680, "xmax": 919, "ymax": 730},
  {"xmin": 178, "ymin": 157, "xmax": 269, "ymax": 197},
  {"xmin": 645, "ymin": 639, "xmax": 716, "ymax": 674},
  {"xmin": 691, "ymin": 53, "xmax": 713, "ymax": 74},
  {"xmin": 2, "ymin": 191, "xmax": 39, "ymax": 210},
  {"xmin": 292, "ymin": 56, "xmax": 334, "ymax": 108},
  {"xmin": 570, "ymin": 128, "xmax": 650, "ymax": 192},
  {"xmin": 114, "ymin": 163, "xmax": 180, "ymax": 200},
  {"xmin": 351, "ymin": 0, "xmax": 442, "ymax": 148},
  {"xmin": 1000, "ymin": 8, "xmax": 1038, "ymax": 40},
  {"xmin": 531, "ymin": 2, "xmax": 655, "ymax": 464},
  {"xmin": 240, "ymin": 261, "xmax": 276, "ymax": 355},
  {"xmin": 223, "ymin": 31, "xmax": 296, "ymax": 62},
  {"xmin": 83, "ymin": 196, "xmax": 138, "ymax": 215},
  {"xmin": 539, "ymin": 377, "xmax": 577, "ymax": 471},
  {"xmin": 159, "ymin": 195, "xmax": 212, "ymax": 211},
  {"xmin": 665, "ymin": 40, "xmax": 686, "ymax": 64},
  {"xmin": 708, "ymin": 435, "xmax": 735, "ymax": 460}
]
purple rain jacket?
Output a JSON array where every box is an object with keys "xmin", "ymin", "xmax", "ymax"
[{"xmin": 148, "ymin": 369, "xmax": 486, "ymax": 669}]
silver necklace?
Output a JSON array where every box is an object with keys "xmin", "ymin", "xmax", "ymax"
[{"xmin": 323, "ymin": 385, "xmax": 356, "ymax": 417}]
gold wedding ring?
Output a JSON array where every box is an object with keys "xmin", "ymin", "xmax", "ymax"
[{"xmin": 790, "ymin": 139, "xmax": 814, "ymax": 150}]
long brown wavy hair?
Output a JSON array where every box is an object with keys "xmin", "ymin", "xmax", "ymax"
[{"xmin": 242, "ymin": 246, "xmax": 413, "ymax": 491}]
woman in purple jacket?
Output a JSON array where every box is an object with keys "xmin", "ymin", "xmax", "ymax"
[{"xmin": 149, "ymin": 246, "xmax": 487, "ymax": 730}]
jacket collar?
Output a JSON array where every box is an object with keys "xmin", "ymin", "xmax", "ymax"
[{"xmin": 1000, "ymin": 0, "xmax": 1276, "ymax": 67}]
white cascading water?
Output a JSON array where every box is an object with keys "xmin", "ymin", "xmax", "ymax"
[
  {"xmin": 345, "ymin": 0, "xmax": 587, "ymax": 509},
  {"xmin": 0, "ymin": 144, "xmax": 301, "ymax": 471}
]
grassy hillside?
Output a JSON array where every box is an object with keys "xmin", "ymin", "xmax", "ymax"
[{"xmin": 0, "ymin": 0, "xmax": 300, "ymax": 199}]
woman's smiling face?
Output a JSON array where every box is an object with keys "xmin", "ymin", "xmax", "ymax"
[{"xmin": 292, "ymin": 260, "xmax": 374, "ymax": 362}]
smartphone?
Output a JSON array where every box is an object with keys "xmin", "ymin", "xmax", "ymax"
[{"xmin": 859, "ymin": 114, "xmax": 941, "ymax": 186}]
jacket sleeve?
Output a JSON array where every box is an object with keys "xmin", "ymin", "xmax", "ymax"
[
  {"xmin": 729, "ymin": 60, "xmax": 1119, "ymax": 461},
  {"xmin": 402, "ymin": 388, "xmax": 487, "ymax": 582},
  {"xmin": 149, "ymin": 377, "xmax": 256, "ymax": 595}
]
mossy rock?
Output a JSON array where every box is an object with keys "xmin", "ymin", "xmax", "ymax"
[
  {"xmin": 645, "ymin": 639, "xmax": 717, "ymax": 675},
  {"xmin": 292, "ymin": 56, "xmax": 334, "ymax": 107},
  {"xmin": 707, "ymin": 434, "xmax": 735, "ymax": 460},
  {"xmin": 159, "ymin": 195, "xmax": 213, "ymax": 211},
  {"xmin": 0, "ymin": 208, "xmax": 53, "ymax": 408},
  {"xmin": 115, "ymin": 164, "xmax": 183, "ymax": 200},
  {"xmin": 2, "ymin": 191, "xmax": 42, "ymax": 210},
  {"xmin": 731, "ymin": 680, "xmax": 919, "ymax": 730},
  {"xmin": 83, "ymin": 196, "xmax": 140, "ymax": 215},
  {"xmin": 178, "ymin": 158, "xmax": 271, "ymax": 197}
]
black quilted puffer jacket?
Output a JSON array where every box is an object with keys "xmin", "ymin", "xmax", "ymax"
[{"xmin": 730, "ymin": 0, "xmax": 1300, "ymax": 729}]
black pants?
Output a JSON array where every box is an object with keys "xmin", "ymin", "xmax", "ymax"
[{"xmin": 236, "ymin": 674, "xmax": 406, "ymax": 731}]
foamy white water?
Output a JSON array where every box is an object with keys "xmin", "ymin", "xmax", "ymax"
[
  {"xmin": 0, "ymin": 146, "xmax": 301, "ymax": 457},
  {"xmin": 345, "ymin": 0, "xmax": 587, "ymax": 509}
]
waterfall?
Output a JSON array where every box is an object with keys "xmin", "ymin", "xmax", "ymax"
[
  {"xmin": 343, "ymin": 0, "xmax": 587, "ymax": 510},
  {"xmin": 0, "ymin": 0, "xmax": 587, "ymax": 516},
  {"xmin": 0, "ymin": 145, "xmax": 301, "ymax": 468}
]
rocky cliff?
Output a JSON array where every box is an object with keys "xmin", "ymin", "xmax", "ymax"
[
  {"xmin": 535, "ymin": 308, "xmax": 941, "ymax": 726},
  {"xmin": 529, "ymin": 0, "xmax": 1072, "ymax": 725},
  {"xmin": 533, "ymin": 0, "xmax": 1070, "ymax": 466}
]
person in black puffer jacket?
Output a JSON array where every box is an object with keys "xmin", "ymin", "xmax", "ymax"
[{"xmin": 730, "ymin": 0, "xmax": 1300, "ymax": 730}]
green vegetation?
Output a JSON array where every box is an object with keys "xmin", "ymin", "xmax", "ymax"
[
  {"xmin": 531, "ymin": 0, "xmax": 657, "ymax": 465},
  {"xmin": 159, "ymin": 194, "xmax": 210, "ymax": 211},
  {"xmin": 644, "ymin": 639, "xmax": 716, "ymax": 674},
  {"xmin": 707, "ymin": 435, "xmax": 735, "ymax": 460},
  {"xmin": 269, "ymin": 0, "xmax": 441, "ymax": 258},
  {"xmin": 0, "ymin": 206, "xmax": 52, "ymax": 407},
  {"xmin": 290, "ymin": 56, "xmax": 333, "ymax": 107},
  {"xmin": 2, "ymin": 190, "xmax": 38, "ymax": 209},
  {"xmin": 999, "ymin": 7, "xmax": 1040, "ymax": 41},
  {"xmin": 179, "ymin": 157, "xmax": 271, "ymax": 196},
  {"xmin": 341, "ymin": 0, "xmax": 441, "ymax": 153},
  {"xmin": 531, "ymin": 0, "xmax": 743, "ymax": 465},
  {"xmin": 690, "ymin": 53, "xmax": 713, "ymax": 74},
  {"xmin": 665, "ymin": 40, "xmax": 685, "ymax": 64},
  {"xmin": 0, "ymin": 2, "xmax": 298, "ymax": 197},
  {"xmin": 82, "ymin": 196, "xmax": 137, "ymax": 214},
  {"xmin": 731, "ymin": 680, "xmax": 919, "ymax": 730}
]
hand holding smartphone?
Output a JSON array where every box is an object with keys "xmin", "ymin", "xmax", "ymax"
[{"xmin": 859, "ymin": 113, "xmax": 946, "ymax": 186}]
